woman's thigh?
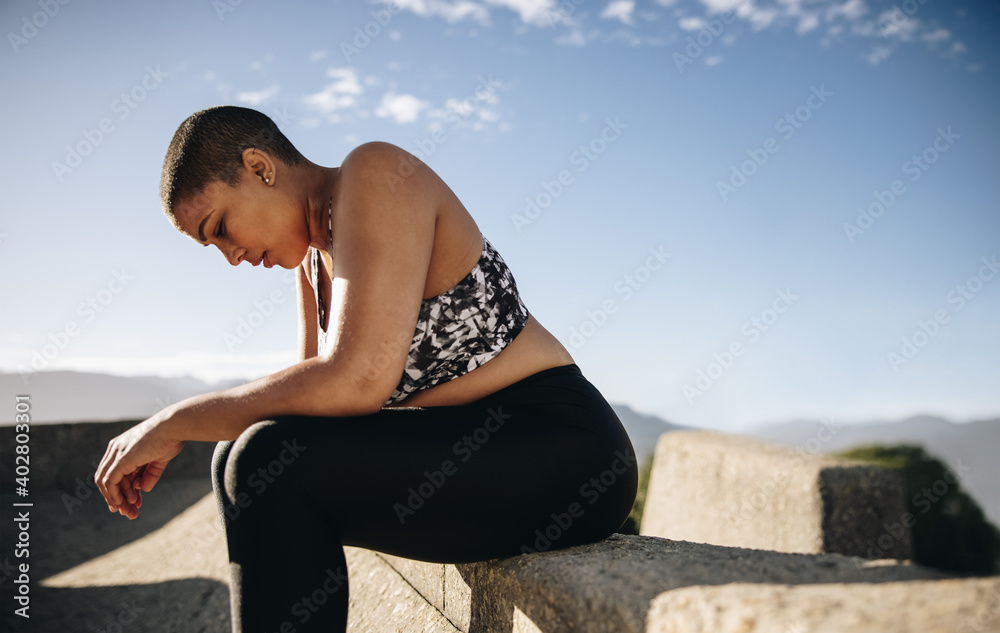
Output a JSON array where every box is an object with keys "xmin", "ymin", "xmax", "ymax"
[{"xmin": 219, "ymin": 376, "xmax": 637, "ymax": 563}]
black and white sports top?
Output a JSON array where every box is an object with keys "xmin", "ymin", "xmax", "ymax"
[{"xmin": 310, "ymin": 234, "xmax": 529, "ymax": 406}]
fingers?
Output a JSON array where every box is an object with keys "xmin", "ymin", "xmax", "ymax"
[
  {"xmin": 96, "ymin": 442, "xmax": 139, "ymax": 515},
  {"xmin": 136, "ymin": 462, "xmax": 166, "ymax": 493},
  {"xmin": 96, "ymin": 444, "xmax": 124, "ymax": 512},
  {"xmin": 111, "ymin": 475, "xmax": 141, "ymax": 519}
]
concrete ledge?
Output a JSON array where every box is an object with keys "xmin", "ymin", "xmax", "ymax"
[
  {"xmin": 370, "ymin": 533, "xmax": 989, "ymax": 633},
  {"xmin": 0, "ymin": 420, "xmax": 215, "ymax": 491},
  {"xmin": 14, "ymin": 426, "xmax": 998, "ymax": 633},
  {"xmin": 12, "ymin": 482, "xmax": 459, "ymax": 633},
  {"xmin": 345, "ymin": 547, "xmax": 461, "ymax": 633},
  {"xmin": 646, "ymin": 578, "xmax": 1000, "ymax": 633},
  {"xmin": 639, "ymin": 430, "xmax": 912, "ymax": 558}
]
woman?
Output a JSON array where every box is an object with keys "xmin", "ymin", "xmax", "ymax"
[{"xmin": 96, "ymin": 105, "xmax": 637, "ymax": 632}]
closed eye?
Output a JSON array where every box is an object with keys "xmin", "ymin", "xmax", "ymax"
[{"xmin": 215, "ymin": 218, "xmax": 225, "ymax": 239}]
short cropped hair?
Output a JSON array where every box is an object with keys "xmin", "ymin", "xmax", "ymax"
[{"xmin": 159, "ymin": 105, "xmax": 304, "ymax": 224}]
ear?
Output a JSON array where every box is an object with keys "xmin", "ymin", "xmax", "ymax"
[{"xmin": 241, "ymin": 147, "xmax": 277, "ymax": 187}]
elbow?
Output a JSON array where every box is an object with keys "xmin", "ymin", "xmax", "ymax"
[
  {"xmin": 335, "ymin": 368, "xmax": 395, "ymax": 416},
  {"xmin": 351, "ymin": 394, "xmax": 387, "ymax": 416}
]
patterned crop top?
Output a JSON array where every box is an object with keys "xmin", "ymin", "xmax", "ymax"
[{"xmin": 310, "ymin": 234, "xmax": 530, "ymax": 406}]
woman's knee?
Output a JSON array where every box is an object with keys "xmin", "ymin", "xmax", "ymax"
[
  {"xmin": 211, "ymin": 440, "xmax": 233, "ymax": 494},
  {"xmin": 220, "ymin": 419, "xmax": 304, "ymax": 504}
]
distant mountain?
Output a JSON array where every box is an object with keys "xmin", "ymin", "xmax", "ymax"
[
  {"xmin": 11, "ymin": 371, "xmax": 988, "ymax": 525},
  {"xmin": 610, "ymin": 403, "xmax": 687, "ymax": 466},
  {"xmin": 0, "ymin": 371, "xmax": 246, "ymax": 424},
  {"xmin": 745, "ymin": 415, "xmax": 1000, "ymax": 527},
  {"xmin": 0, "ymin": 370, "xmax": 686, "ymax": 466}
]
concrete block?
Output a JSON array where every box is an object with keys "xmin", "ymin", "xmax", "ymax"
[
  {"xmin": 377, "ymin": 552, "xmax": 446, "ymax": 608},
  {"xmin": 0, "ymin": 420, "xmax": 216, "ymax": 490},
  {"xmin": 346, "ymin": 548, "xmax": 459, "ymax": 633},
  {"xmin": 375, "ymin": 533, "xmax": 960, "ymax": 633},
  {"xmin": 444, "ymin": 560, "xmax": 473, "ymax": 631},
  {"xmin": 646, "ymin": 578, "xmax": 1000, "ymax": 633},
  {"xmin": 373, "ymin": 556, "xmax": 475, "ymax": 631},
  {"xmin": 640, "ymin": 430, "xmax": 912, "ymax": 559}
]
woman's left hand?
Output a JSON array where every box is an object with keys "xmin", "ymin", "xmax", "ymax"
[{"xmin": 95, "ymin": 413, "xmax": 186, "ymax": 520}]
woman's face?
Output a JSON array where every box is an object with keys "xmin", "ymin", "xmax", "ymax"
[{"xmin": 173, "ymin": 173, "xmax": 311, "ymax": 270}]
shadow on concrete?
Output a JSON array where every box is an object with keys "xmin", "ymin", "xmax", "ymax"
[
  {"xmin": 450, "ymin": 533, "xmax": 957, "ymax": 633},
  {"xmin": 0, "ymin": 578, "xmax": 230, "ymax": 633},
  {"xmin": 0, "ymin": 479, "xmax": 216, "ymax": 580}
]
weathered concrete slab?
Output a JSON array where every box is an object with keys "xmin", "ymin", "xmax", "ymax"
[
  {"xmin": 0, "ymin": 420, "xmax": 217, "ymax": 491},
  {"xmin": 646, "ymin": 578, "xmax": 1000, "ymax": 633},
  {"xmin": 640, "ymin": 430, "xmax": 912, "ymax": 559},
  {"xmin": 8, "ymin": 427, "xmax": 995, "ymax": 633},
  {"xmin": 345, "ymin": 548, "xmax": 460, "ymax": 633},
  {"xmin": 3, "ymin": 482, "xmax": 458, "ymax": 633},
  {"xmin": 377, "ymin": 532, "xmax": 969, "ymax": 633}
]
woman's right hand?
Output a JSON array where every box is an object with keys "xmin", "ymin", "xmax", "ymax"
[{"xmin": 95, "ymin": 412, "xmax": 186, "ymax": 519}]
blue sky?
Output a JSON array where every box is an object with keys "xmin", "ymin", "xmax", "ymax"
[{"xmin": 1, "ymin": 0, "xmax": 998, "ymax": 431}]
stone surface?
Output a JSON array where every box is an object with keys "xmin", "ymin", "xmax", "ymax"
[
  {"xmin": 1, "ymin": 480, "xmax": 459, "ymax": 633},
  {"xmin": 0, "ymin": 420, "xmax": 217, "ymax": 490},
  {"xmin": 380, "ymin": 551, "xmax": 447, "ymax": 610},
  {"xmin": 5, "ymin": 424, "xmax": 994, "ymax": 633},
  {"xmin": 345, "ymin": 548, "xmax": 460, "ymax": 633},
  {"xmin": 646, "ymin": 578, "xmax": 1000, "ymax": 633},
  {"xmin": 640, "ymin": 430, "xmax": 912, "ymax": 559},
  {"xmin": 373, "ymin": 532, "xmax": 960, "ymax": 633}
]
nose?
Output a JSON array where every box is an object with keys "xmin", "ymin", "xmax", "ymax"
[{"xmin": 218, "ymin": 244, "xmax": 244, "ymax": 266}]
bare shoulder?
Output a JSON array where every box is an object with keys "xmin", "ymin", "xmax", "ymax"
[
  {"xmin": 336, "ymin": 140, "xmax": 451, "ymax": 201},
  {"xmin": 330, "ymin": 141, "xmax": 440, "ymax": 252}
]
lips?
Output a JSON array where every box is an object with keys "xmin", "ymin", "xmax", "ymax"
[{"xmin": 263, "ymin": 252, "xmax": 272, "ymax": 268}]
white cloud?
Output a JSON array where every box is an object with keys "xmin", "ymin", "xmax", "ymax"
[
  {"xmin": 700, "ymin": 0, "xmax": 744, "ymax": 14},
  {"xmin": 826, "ymin": 0, "xmax": 867, "ymax": 21},
  {"xmin": 679, "ymin": 16, "xmax": 706, "ymax": 31},
  {"xmin": 601, "ymin": 0, "xmax": 636, "ymax": 25},
  {"xmin": 921, "ymin": 28, "xmax": 950, "ymax": 44},
  {"xmin": 875, "ymin": 7, "xmax": 918, "ymax": 41},
  {"xmin": 386, "ymin": 0, "xmax": 967, "ymax": 67},
  {"xmin": 556, "ymin": 29, "xmax": 599, "ymax": 46},
  {"xmin": 375, "ymin": 92, "xmax": 430, "ymax": 123},
  {"xmin": 390, "ymin": 0, "xmax": 490, "ymax": 24},
  {"xmin": 303, "ymin": 68, "xmax": 364, "ymax": 116},
  {"xmin": 705, "ymin": 55, "xmax": 723, "ymax": 66},
  {"xmin": 745, "ymin": 7, "xmax": 778, "ymax": 30},
  {"xmin": 236, "ymin": 85, "xmax": 280, "ymax": 106},
  {"xmin": 866, "ymin": 46, "xmax": 891, "ymax": 65},
  {"xmin": 309, "ymin": 49, "xmax": 328, "ymax": 62},
  {"xmin": 386, "ymin": 0, "xmax": 588, "ymax": 29},
  {"xmin": 796, "ymin": 12, "xmax": 820, "ymax": 34},
  {"xmin": 477, "ymin": 108, "xmax": 500, "ymax": 122},
  {"xmin": 484, "ymin": 0, "xmax": 557, "ymax": 26}
]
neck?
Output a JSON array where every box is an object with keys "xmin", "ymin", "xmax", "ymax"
[{"xmin": 295, "ymin": 161, "xmax": 339, "ymax": 251}]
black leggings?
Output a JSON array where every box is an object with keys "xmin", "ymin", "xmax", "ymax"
[{"xmin": 210, "ymin": 364, "xmax": 638, "ymax": 632}]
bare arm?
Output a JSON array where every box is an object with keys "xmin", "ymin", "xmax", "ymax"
[
  {"xmin": 297, "ymin": 254, "xmax": 318, "ymax": 361},
  {"xmin": 97, "ymin": 141, "xmax": 440, "ymax": 515}
]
